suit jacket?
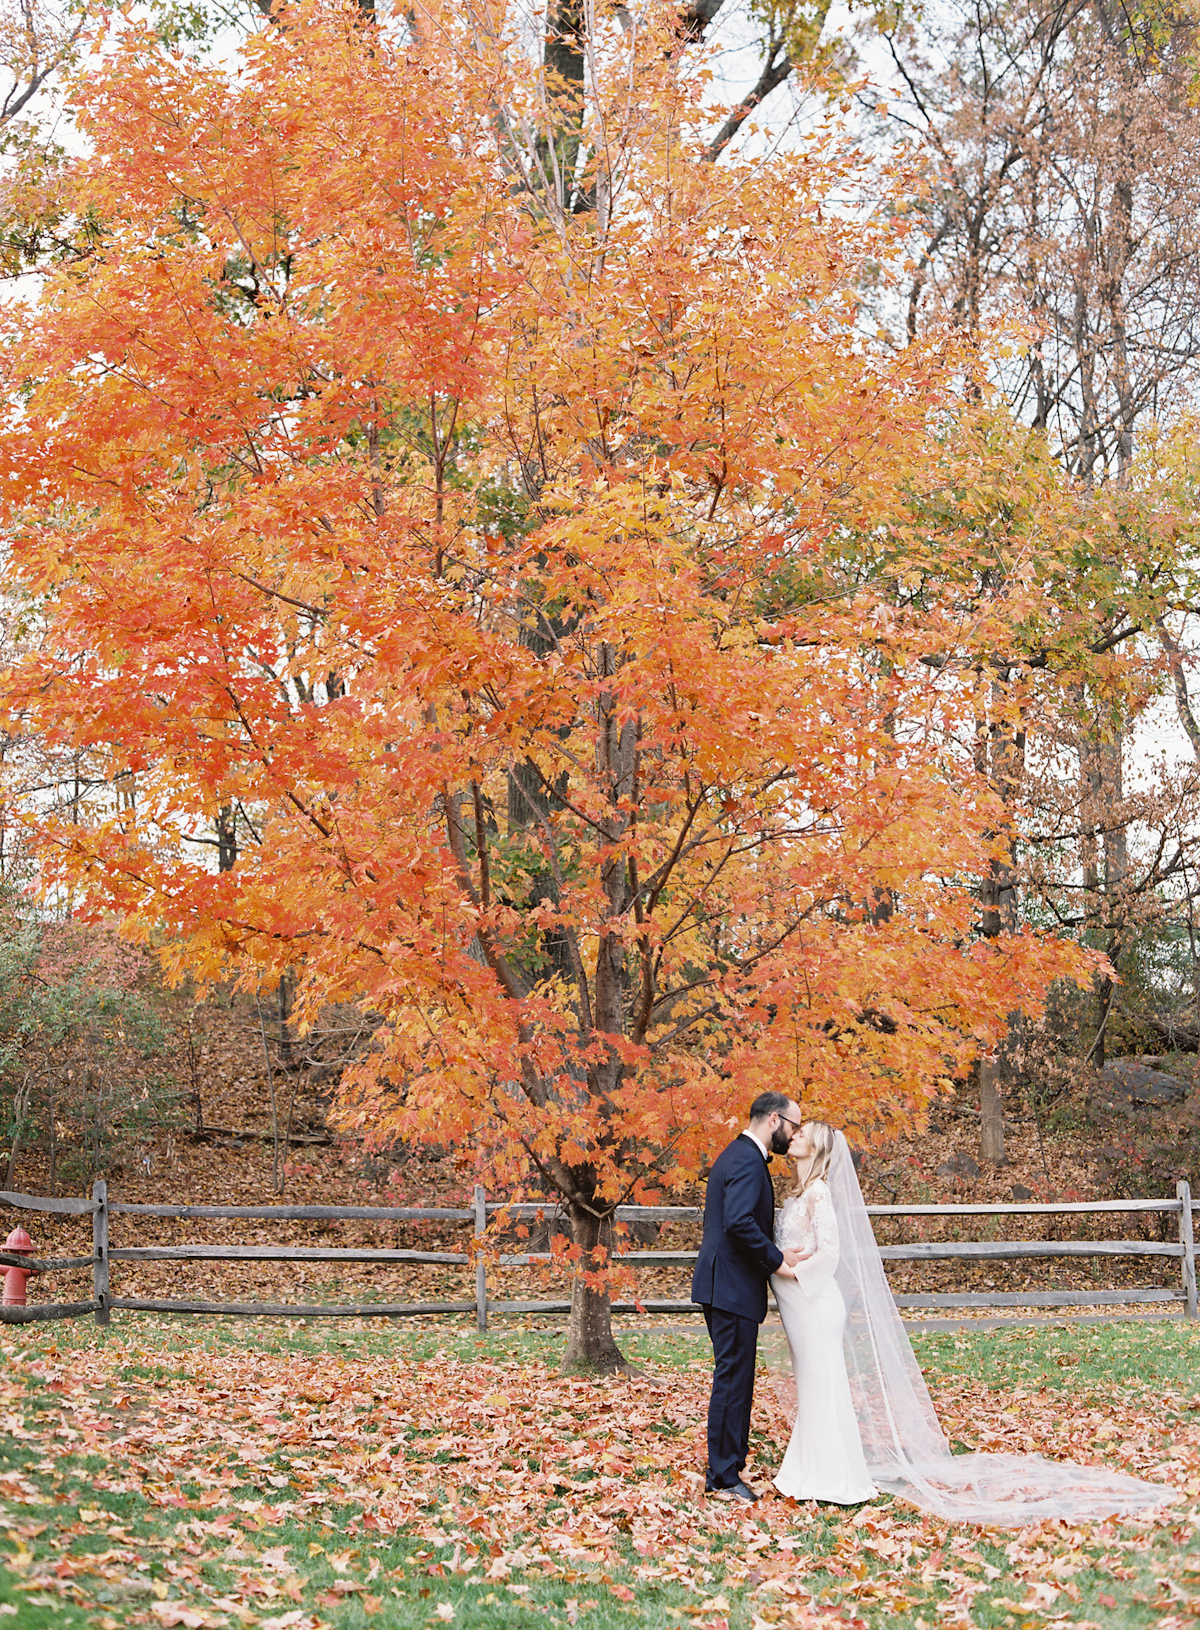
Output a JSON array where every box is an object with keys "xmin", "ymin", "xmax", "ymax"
[{"xmin": 691, "ymin": 1133, "xmax": 784, "ymax": 1321}]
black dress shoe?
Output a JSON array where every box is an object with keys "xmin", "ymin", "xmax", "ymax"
[{"xmin": 708, "ymin": 1479, "xmax": 759, "ymax": 1502}]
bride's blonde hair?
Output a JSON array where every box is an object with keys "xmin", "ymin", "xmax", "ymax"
[{"xmin": 791, "ymin": 1120, "xmax": 836, "ymax": 1197}]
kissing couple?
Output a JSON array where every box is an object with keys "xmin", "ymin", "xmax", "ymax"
[{"xmin": 692, "ymin": 1090, "xmax": 1175, "ymax": 1523}]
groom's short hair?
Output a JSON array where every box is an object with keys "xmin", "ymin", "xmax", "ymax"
[{"xmin": 749, "ymin": 1090, "xmax": 792, "ymax": 1122}]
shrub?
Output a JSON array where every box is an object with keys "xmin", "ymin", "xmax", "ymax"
[{"xmin": 0, "ymin": 893, "xmax": 175, "ymax": 1192}]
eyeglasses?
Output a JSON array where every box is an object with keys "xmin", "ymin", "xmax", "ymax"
[{"xmin": 777, "ymin": 1114, "xmax": 802, "ymax": 1136}]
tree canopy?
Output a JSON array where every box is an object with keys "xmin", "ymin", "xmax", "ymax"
[{"xmin": 0, "ymin": 0, "xmax": 1098, "ymax": 1365}]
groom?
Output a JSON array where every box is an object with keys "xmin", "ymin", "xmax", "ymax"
[{"xmin": 692, "ymin": 1090, "xmax": 804, "ymax": 1502}]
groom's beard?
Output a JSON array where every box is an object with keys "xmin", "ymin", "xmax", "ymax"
[{"xmin": 769, "ymin": 1124, "xmax": 792, "ymax": 1155}]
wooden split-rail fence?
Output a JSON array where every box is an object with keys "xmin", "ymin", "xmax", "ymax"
[{"xmin": 0, "ymin": 1179, "xmax": 1195, "ymax": 1330}]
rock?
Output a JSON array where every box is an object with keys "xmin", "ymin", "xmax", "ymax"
[
  {"xmin": 1092, "ymin": 1060, "xmax": 1190, "ymax": 1114},
  {"xmin": 936, "ymin": 1152, "xmax": 980, "ymax": 1178},
  {"xmin": 1009, "ymin": 1183, "xmax": 1034, "ymax": 1201}
]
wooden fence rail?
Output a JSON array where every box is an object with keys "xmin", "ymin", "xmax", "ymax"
[{"xmin": 0, "ymin": 1179, "xmax": 1195, "ymax": 1330}]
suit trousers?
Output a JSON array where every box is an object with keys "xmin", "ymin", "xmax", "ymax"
[{"xmin": 702, "ymin": 1303, "xmax": 759, "ymax": 1489}]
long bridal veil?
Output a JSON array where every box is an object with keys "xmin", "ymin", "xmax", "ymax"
[{"xmin": 766, "ymin": 1133, "xmax": 1174, "ymax": 1523}]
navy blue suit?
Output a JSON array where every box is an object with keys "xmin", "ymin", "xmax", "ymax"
[{"xmin": 691, "ymin": 1134, "xmax": 784, "ymax": 1488}]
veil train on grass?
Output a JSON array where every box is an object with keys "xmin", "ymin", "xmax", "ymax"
[{"xmin": 763, "ymin": 1132, "xmax": 1175, "ymax": 1524}]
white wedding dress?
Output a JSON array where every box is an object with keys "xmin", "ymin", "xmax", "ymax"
[
  {"xmin": 764, "ymin": 1135, "xmax": 1176, "ymax": 1524},
  {"xmin": 771, "ymin": 1180, "xmax": 877, "ymax": 1504}
]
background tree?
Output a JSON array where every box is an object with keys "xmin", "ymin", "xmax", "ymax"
[
  {"xmin": 853, "ymin": 0, "xmax": 1200, "ymax": 1157},
  {"xmin": 0, "ymin": 0, "xmax": 1093, "ymax": 1368}
]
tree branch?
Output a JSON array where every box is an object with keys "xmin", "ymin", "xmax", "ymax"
[
  {"xmin": 1158, "ymin": 618, "xmax": 1200, "ymax": 764},
  {"xmin": 702, "ymin": 33, "xmax": 793, "ymax": 163}
]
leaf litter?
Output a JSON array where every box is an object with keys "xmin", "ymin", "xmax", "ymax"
[{"xmin": 0, "ymin": 1325, "xmax": 1198, "ymax": 1628}]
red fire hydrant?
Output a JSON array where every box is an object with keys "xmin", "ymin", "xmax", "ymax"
[{"xmin": 4, "ymin": 1225, "xmax": 32, "ymax": 1306}]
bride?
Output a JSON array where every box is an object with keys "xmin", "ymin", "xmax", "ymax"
[
  {"xmin": 768, "ymin": 1120, "xmax": 1175, "ymax": 1522},
  {"xmin": 772, "ymin": 1121, "xmax": 877, "ymax": 1504}
]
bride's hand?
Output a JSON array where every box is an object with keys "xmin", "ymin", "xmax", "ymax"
[{"xmin": 782, "ymin": 1247, "xmax": 812, "ymax": 1266}]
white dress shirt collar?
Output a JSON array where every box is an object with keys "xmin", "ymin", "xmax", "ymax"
[{"xmin": 741, "ymin": 1128, "xmax": 770, "ymax": 1161}]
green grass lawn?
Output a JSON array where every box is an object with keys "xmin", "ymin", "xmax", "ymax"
[{"xmin": 0, "ymin": 1314, "xmax": 1194, "ymax": 1629}]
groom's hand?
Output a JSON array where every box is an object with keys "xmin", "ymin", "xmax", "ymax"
[{"xmin": 774, "ymin": 1261, "xmax": 797, "ymax": 1279}]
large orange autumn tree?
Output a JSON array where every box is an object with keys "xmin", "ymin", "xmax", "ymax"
[{"xmin": 0, "ymin": 0, "xmax": 1089, "ymax": 1366}]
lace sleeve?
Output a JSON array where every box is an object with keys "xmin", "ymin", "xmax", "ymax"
[
  {"xmin": 776, "ymin": 1196, "xmax": 808, "ymax": 1253},
  {"xmin": 794, "ymin": 1182, "xmax": 839, "ymax": 1299}
]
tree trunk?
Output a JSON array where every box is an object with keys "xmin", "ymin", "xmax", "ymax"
[
  {"xmin": 1079, "ymin": 712, "xmax": 1104, "ymax": 1066},
  {"xmin": 1080, "ymin": 713, "xmax": 1126, "ymax": 1069},
  {"xmin": 979, "ymin": 1056, "xmax": 1006, "ymax": 1163},
  {"xmin": 48, "ymin": 1073, "xmax": 57, "ymax": 1197},
  {"xmin": 1095, "ymin": 725, "xmax": 1126, "ymax": 1068},
  {"xmin": 1101, "ymin": 728, "xmax": 1126, "ymax": 892},
  {"xmin": 976, "ymin": 674, "xmax": 1022, "ymax": 1164},
  {"xmin": 217, "ymin": 804, "xmax": 237, "ymax": 872},
  {"xmin": 540, "ymin": 0, "xmax": 587, "ymax": 211},
  {"xmin": 278, "ymin": 969, "xmax": 294, "ymax": 1069},
  {"xmin": 562, "ymin": 1201, "xmax": 628, "ymax": 1374},
  {"xmin": 5, "ymin": 1071, "xmax": 31, "ymax": 1190}
]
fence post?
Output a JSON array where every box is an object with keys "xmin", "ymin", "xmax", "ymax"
[
  {"xmin": 474, "ymin": 1185, "xmax": 487, "ymax": 1332},
  {"xmin": 92, "ymin": 1179, "xmax": 110, "ymax": 1327},
  {"xmin": 1178, "ymin": 1179, "xmax": 1197, "ymax": 1320}
]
